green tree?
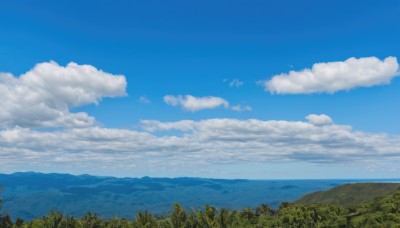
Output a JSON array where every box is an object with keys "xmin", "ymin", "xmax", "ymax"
[
  {"xmin": 0, "ymin": 214, "xmax": 13, "ymax": 228},
  {"xmin": 169, "ymin": 203, "xmax": 187, "ymax": 227},
  {"xmin": 15, "ymin": 218, "xmax": 24, "ymax": 227},
  {"xmin": 217, "ymin": 208, "xmax": 230, "ymax": 227},
  {"xmin": 82, "ymin": 212, "xmax": 103, "ymax": 228},
  {"xmin": 135, "ymin": 210, "xmax": 156, "ymax": 227},
  {"xmin": 256, "ymin": 203, "xmax": 274, "ymax": 216},
  {"xmin": 42, "ymin": 210, "xmax": 64, "ymax": 227}
]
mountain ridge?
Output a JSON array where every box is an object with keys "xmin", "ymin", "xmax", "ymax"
[{"xmin": 1, "ymin": 172, "xmax": 400, "ymax": 220}]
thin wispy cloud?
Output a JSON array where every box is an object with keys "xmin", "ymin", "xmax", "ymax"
[
  {"xmin": 224, "ymin": 78, "xmax": 244, "ymax": 88},
  {"xmin": 260, "ymin": 56, "xmax": 399, "ymax": 94},
  {"xmin": 138, "ymin": 95, "xmax": 151, "ymax": 104},
  {"xmin": 228, "ymin": 79, "xmax": 244, "ymax": 88},
  {"xmin": 230, "ymin": 105, "xmax": 252, "ymax": 112}
]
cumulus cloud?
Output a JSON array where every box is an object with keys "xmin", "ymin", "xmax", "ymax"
[
  {"xmin": 261, "ymin": 56, "xmax": 399, "ymax": 94},
  {"xmin": 164, "ymin": 95, "xmax": 229, "ymax": 112},
  {"xmin": 306, "ymin": 114, "xmax": 333, "ymax": 126},
  {"xmin": 0, "ymin": 61, "xmax": 127, "ymax": 128},
  {"xmin": 2, "ymin": 114, "xmax": 399, "ymax": 172}
]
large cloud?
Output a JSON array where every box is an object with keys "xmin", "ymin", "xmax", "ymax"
[
  {"xmin": 261, "ymin": 56, "xmax": 399, "ymax": 94},
  {"xmin": 0, "ymin": 61, "xmax": 127, "ymax": 128},
  {"xmin": 1, "ymin": 115, "xmax": 400, "ymax": 172}
]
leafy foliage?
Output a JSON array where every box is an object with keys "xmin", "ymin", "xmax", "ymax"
[{"xmin": 1, "ymin": 188, "xmax": 400, "ymax": 227}]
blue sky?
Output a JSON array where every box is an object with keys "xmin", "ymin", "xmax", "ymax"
[{"xmin": 0, "ymin": 0, "xmax": 399, "ymax": 179}]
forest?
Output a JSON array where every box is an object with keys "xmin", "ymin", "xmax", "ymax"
[{"xmin": 1, "ymin": 185, "xmax": 400, "ymax": 227}]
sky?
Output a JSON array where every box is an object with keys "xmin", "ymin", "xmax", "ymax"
[{"xmin": 0, "ymin": 0, "xmax": 399, "ymax": 179}]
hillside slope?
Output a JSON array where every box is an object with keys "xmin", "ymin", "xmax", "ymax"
[{"xmin": 296, "ymin": 182, "xmax": 400, "ymax": 206}]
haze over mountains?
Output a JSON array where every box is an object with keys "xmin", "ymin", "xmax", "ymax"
[{"xmin": 1, "ymin": 172, "xmax": 399, "ymax": 221}]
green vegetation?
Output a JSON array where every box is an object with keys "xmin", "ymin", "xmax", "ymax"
[
  {"xmin": 1, "ymin": 185, "xmax": 400, "ymax": 227},
  {"xmin": 297, "ymin": 183, "xmax": 400, "ymax": 206}
]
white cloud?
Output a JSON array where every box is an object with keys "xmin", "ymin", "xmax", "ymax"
[
  {"xmin": 1, "ymin": 61, "xmax": 399, "ymax": 176},
  {"xmin": 139, "ymin": 115, "xmax": 400, "ymax": 165},
  {"xmin": 164, "ymin": 95, "xmax": 252, "ymax": 113},
  {"xmin": 164, "ymin": 95, "xmax": 229, "ymax": 112},
  {"xmin": 306, "ymin": 114, "xmax": 333, "ymax": 126},
  {"xmin": 231, "ymin": 105, "xmax": 252, "ymax": 112},
  {"xmin": 261, "ymin": 56, "xmax": 399, "ymax": 94},
  {"xmin": 3, "ymin": 114, "xmax": 399, "ymax": 173},
  {"xmin": 0, "ymin": 61, "xmax": 127, "ymax": 128}
]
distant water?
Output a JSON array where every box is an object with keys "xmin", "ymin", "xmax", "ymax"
[{"xmin": 1, "ymin": 172, "xmax": 400, "ymax": 220}]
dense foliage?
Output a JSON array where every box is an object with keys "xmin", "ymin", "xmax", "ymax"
[{"xmin": 1, "ymin": 190, "xmax": 400, "ymax": 227}]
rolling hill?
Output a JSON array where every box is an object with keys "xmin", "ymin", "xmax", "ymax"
[{"xmin": 296, "ymin": 182, "xmax": 400, "ymax": 206}]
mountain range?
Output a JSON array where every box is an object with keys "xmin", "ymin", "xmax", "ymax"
[{"xmin": 1, "ymin": 172, "xmax": 399, "ymax": 220}]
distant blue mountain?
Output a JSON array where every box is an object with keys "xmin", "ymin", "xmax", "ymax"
[{"xmin": 1, "ymin": 172, "xmax": 399, "ymax": 220}]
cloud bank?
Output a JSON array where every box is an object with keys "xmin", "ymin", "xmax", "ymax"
[
  {"xmin": 261, "ymin": 56, "xmax": 399, "ymax": 94},
  {"xmin": 0, "ymin": 61, "xmax": 127, "ymax": 128},
  {"xmin": 2, "ymin": 114, "xmax": 400, "ymax": 172}
]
